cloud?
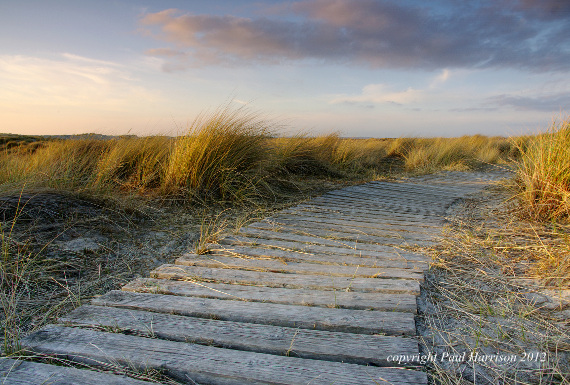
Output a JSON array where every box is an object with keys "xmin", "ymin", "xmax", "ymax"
[
  {"xmin": 331, "ymin": 84, "xmax": 422, "ymax": 106},
  {"xmin": 430, "ymin": 69, "xmax": 451, "ymax": 88},
  {"xmin": 139, "ymin": 0, "xmax": 570, "ymax": 72},
  {"xmin": 486, "ymin": 92, "xmax": 570, "ymax": 112},
  {"xmin": 0, "ymin": 54, "xmax": 157, "ymax": 109}
]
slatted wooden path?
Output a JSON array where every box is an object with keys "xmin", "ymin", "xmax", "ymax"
[{"xmin": 1, "ymin": 170, "xmax": 506, "ymax": 384}]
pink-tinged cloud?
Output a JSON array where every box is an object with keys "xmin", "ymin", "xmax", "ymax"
[{"xmin": 140, "ymin": 0, "xmax": 570, "ymax": 71}]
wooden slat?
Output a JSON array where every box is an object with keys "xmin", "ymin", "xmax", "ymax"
[
  {"xmin": 91, "ymin": 290, "xmax": 417, "ymax": 335},
  {"xmin": 328, "ymin": 184, "xmax": 461, "ymax": 200},
  {"xmin": 244, "ymin": 222, "xmax": 422, "ymax": 246},
  {"xmin": 207, "ymin": 243, "xmax": 428, "ymax": 269},
  {"xmin": 266, "ymin": 212, "xmax": 440, "ymax": 232},
  {"xmin": 248, "ymin": 219, "xmax": 436, "ymax": 242},
  {"xmin": 369, "ymin": 180, "xmax": 482, "ymax": 194},
  {"xmin": 21, "ymin": 326, "xmax": 427, "ymax": 385},
  {"xmin": 216, "ymin": 236, "xmax": 429, "ymax": 262},
  {"xmin": 293, "ymin": 203, "xmax": 442, "ymax": 223},
  {"xmin": 324, "ymin": 190, "xmax": 453, "ymax": 208},
  {"xmin": 305, "ymin": 197, "xmax": 442, "ymax": 215},
  {"xmin": 151, "ymin": 264, "xmax": 421, "ymax": 295},
  {"xmin": 175, "ymin": 253, "xmax": 425, "ymax": 280},
  {"xmin": 306, "ymin": 197, "xmax": 442, "ymax": 217},
  {"xmin": 0, "ymin": 358, "xmax": 154, "ymax": 384},
  {"xmin": 123, "ymin": 278, "xmax": 418, "ymax": 312},
  {"xmin": 61, "ymin": 305, "xmax": 419, "ymax": 366},
  {"xmin": 236, "ymin": 227, "xmax": 428, "ymax": 250},
  {"xmin": 282, "ymin": 205, "xmax": 442, "ymax": 225},
  {"xmin": 347, "ymin": 181, "xmax": 466, "ymax": 196}
]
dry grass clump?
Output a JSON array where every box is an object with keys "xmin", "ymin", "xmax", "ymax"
[
  {"xmin": 388, "ymin": 135, "xmax": 515, "ymax": 172},
  {"xmin": 94, "ymin": 136, "xmax": 173, "ymax": 192},
  {"xmin": 268, "ymin": 134, "xmax": 341, "ymax": 176},
  {"xmin": 163, "ymin": 105, "xmax": 272, "ymax": 202},
  {"xmin": 0, "ymin": 105, "xmax": 521, "ymax": 205},
  {"xmin": 515, "ymin": 118, "xmax": 570, "ymax": 222},
  {"xmin": 0, "ymin": 136, "xmax": 174, "ymax": 197},
  {"xmin": 420, "ymin": 187, "xmax": 569, "ymax": 385}
]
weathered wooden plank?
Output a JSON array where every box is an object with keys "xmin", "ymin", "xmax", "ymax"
[
  {"xmin": 248, "ymin": 219, "xmax": 436, "ymax": 242},
  {"xmin": 61, "ymin": 305, "xmax": 419, "ymax": 366},
  {"xmin": 123, "ymin": 278, "xmax": 418, "ymax": 312},
  {"xmin": 282, "ymin": 205, "xmax": 443, "ymax": 225},
  {"xmin": 91, "ymin": 290, "xmax": 417, "ymax": 335},
  {"xmin": 330, "ymin": 183, "xmax": 465, "ymax": 199},
  {"xmin": 259, "ymin": 215, "xmax": 437, "ymax": 234},
  {"xmin": 151, "ymin": 264, "xmax": 421, "ymax": 295},
  {"xmin": 307, "ymin": 196, "xmax": 442, "ymax": 214},
  {"xmin": 369, "ymin": 179, "xmax": 482, "ymax": 194},
  {"xmin": 0, "ymin": 358, "xmax": 154, "ymax": 384},
  {"xmin": 175, "ymin": 253, "xmax": 425, "ymax": 281},
  {"xmin": 241, "ymin": 222, "xmax": 434, "ymax": 246},
  {"xmin": 347, "ymin": 178, "xmax": 466, "ymax": 194},
  {"xmin": 308, "ymin": 196, "xmax": 443, "ymax": 216},
  {"xmin": 316, "ymin": 188, "xmax": 449, "ymax": 204},
  {"xmin": 206, "ymin": 243, "xmax": 429, "ymax": 269},
  {"xmin": 324, "ymin": 189, "xmax": 454, "ymax": 207},
  {"xmin": 338, "ymin": 184, "xmax": 461, "ymax": 199},
  {"xmin": 293, "ymin": 203, "xmax": 442, "ymax": 223},
  {"xmin": 236, "ymin": 227, "xmax": 429, "ymax": 251},
  {"xmin": 266, "ymin": 212, "xmax": 440, "ymax": 233},
  {"xmin": 216, "ymin": 236, "xmax": 430, "ymax": 263},
  {"xmin": 21, "ymin": 326, "xmax": 427, "ymax": 385}
]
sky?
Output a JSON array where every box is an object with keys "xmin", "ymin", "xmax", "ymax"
[{"xmin": 1, "ymin": 0, "xmax": 569, "ymax": 138}]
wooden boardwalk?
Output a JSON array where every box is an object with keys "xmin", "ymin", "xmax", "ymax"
[{"xmin": 2, "ymin": 171, "xmax": 505, "ymax": 384}]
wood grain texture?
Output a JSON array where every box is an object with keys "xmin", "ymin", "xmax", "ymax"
[
  {"xmin": 246, "ymin": 220, "xmax": 435, "ymax": 243},
  {"xmin": 91, "ymin": 290, "xmax": 417, "ymax": 335},
  {"xmin": 21, "ymin": 326, "xmax": 427, "ymax": 385},
  {"xmin": 207, "ymin": 242, "xmax": 429, "ymax": 269},
  {"xmin": 263, "ymin": 213, "xmax": 440, "ymax": 233},
  {"xmin": 61, "ymin": 305, "xmax": 419, "ymax": 366},
  {"xmin": 175, "ymin": 253, "xmax": 425, "ymax": 280},
  {"xmin": 236, "ymin": 227, "xmax": 430, "ymax": 250},
  {"xmin": 0, "ymin": 358, "xmax": 154, "ymax": 385},
  {"xmin": 150, "ymin": 264, "xmax": 421, "ymax": 294},
  {"xmin": 216, "ymin": 236, "xmax": 429, "ymax": 263},
  {"xmin": 123, "ymin": 277, "xmax": 418, "ymax": 312}
]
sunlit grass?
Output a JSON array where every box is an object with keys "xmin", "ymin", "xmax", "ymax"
[
  {"xmin": 515, "ymin": 117, "xmax": 570, "ymax": 222},
  {"xmin": 163, "ymin": 104, "xmax": 271, "ymax": 202},
  {"xmin": 0, "ymin": 104, "xmax": 522, "ymax": 204}
]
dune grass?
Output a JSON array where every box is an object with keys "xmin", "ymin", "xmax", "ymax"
[
  {"xmin": 0, "ymin": 104, "xmax": 522, "ymax": 205},
  {"xmin": 515, "ymin": 118, "xmax": 570, "ymax": 222},
  {"xmin": 2, "ymin": 108, "xmax": 570, "ymax": 383},
  {"xmin": 163, "ymin": 105, "xmax": 272, "ymax": 202}
]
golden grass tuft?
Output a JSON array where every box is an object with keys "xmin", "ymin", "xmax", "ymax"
[
  {"xmin": 515, "ymin": 117, "xmax": 570, "ymax": 222},
  {"xmin": 395, "ymin": 135, "xmax": 513, "ymax": 172},
  {"xmin": 0, "ymin": 104, "xmax": 523, "ymax": 205},
  {"xmin": 163, "ymin": 104, "xmax": 272, "ymax": 202}
]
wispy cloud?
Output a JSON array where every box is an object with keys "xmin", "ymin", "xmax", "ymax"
[
  {"xmin": 430, "ymin": 69, "xmax": 451, "ymax": 88},
  {"xmin": 331, "ymin": 84, "xmax": 423, "ymax": 107},
  {"xmin": 0, "ymin": 54, "xmax": 157, "ymax": 109},
  {"xmin": 486, "ymin": 92, "xmax": 570, "ymax": 112},
  {"xmin": 139, "ymin": 0, "xmax": 570, "ymax": 72}
]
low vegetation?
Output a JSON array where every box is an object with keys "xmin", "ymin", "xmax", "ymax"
[
  {"xmin": 420, "ymin": 117, "xmax": 570, "ymax": 384},
  {"xmin": 0, "ymin": 104, "xmax": 568, "ymax": 383},
  {"xmin": 515, "ymin": 118, "xmax": 570, "ymax": 222},
  {"xmin": 0, "ymin": 105, "xmax": 518, "ymax": 206}
]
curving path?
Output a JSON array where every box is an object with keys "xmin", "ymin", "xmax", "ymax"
[{"xmin": 1, "ymin": 170, "xmax": 507, "ymax": 384}]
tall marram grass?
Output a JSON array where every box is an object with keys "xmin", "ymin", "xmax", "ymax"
[
  {"xmin": 163, "ymin": 105, "xmax": 271, "ymax": 201},
  {"xmin": 0, "ymin": 105, "xmax": 521, "ymax": 204},
  {"xmin": 516, "ymin": 117, "xmax": 570, "ymax": 221},
  {"xmin": 386, "ymin": 135, "xmax": 515, "ymax": 172}
]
